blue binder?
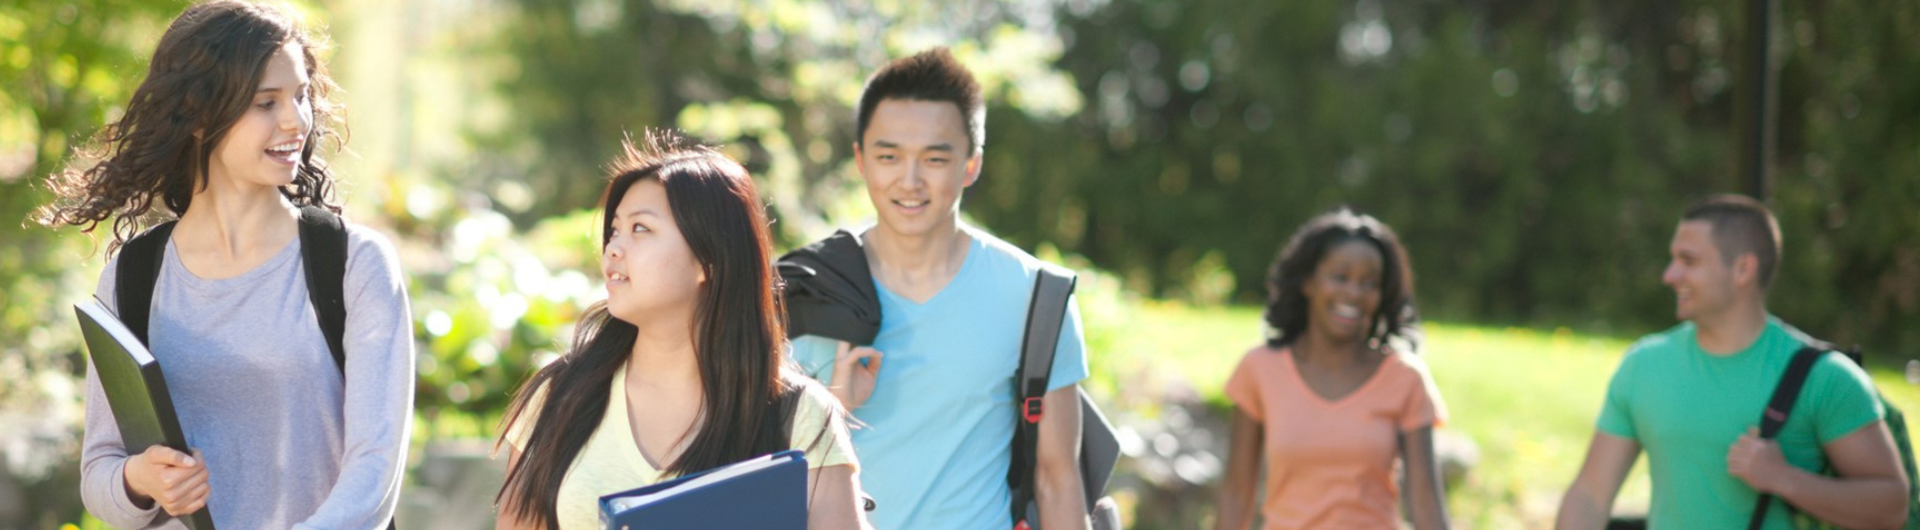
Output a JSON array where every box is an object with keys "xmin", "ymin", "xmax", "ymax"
[{"xmin": 597, "ymin": 450, "xmax": 807, "ymax": 530}]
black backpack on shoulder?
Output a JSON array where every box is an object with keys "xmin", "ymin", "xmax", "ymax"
[
  {"xmin": 1746, "ymin": 339, "xmax": 1920, "ymax": 530},
  {"xmin": 1008, "ymin": 265, "xmax": 1122, "ymax": 530},
  {"xmin": 116, "ymin": 206, "xmax": 350, "ymax": 372}
]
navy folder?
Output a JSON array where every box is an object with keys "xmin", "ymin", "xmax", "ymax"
[
  {"xmin": 75, "ymin": 299, "xmax": 216, "ymax": 530},
  {"xmin": 598, "ymin": 450, "xmax": 807, "ymax": 530}
]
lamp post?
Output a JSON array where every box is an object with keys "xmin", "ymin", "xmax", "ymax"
[{"xmin": 1738, "ymin": 0, "xmax": 1779, "ymax": 200}]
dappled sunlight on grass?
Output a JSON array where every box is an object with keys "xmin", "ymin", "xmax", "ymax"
[{"xmin": 1420, "ymin": 325, "xmax": 1650, "ymax": 528}]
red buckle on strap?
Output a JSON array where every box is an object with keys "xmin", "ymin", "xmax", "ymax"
[{"xmin": 1022, "ymin": 397, "xmax": 1044, "ymax": 424}]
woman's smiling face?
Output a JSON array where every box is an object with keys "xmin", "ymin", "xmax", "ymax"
[{"xmin": 1302, "ymin": 239, "xmax": 1384, "ymax": 344}]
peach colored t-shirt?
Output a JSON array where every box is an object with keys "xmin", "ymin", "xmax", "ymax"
[{"xmin": 1224, "ymin": 345, "xmax": 1448, "ymax": 530}]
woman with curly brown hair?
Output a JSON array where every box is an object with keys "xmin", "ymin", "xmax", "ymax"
[
  {"xmin": 40, "ymin": 2, "xmax": 412, "ymax": 528},
  {"xmin": 1216, "ymin": 207, "xmax": 1450, "ymax": 530}
]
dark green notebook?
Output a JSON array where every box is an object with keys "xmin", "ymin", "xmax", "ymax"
[{"xmin": 75, "ymin": 299, "xmax": 216, "ymax": 530}]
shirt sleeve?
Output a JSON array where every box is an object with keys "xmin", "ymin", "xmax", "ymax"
[
  {"xmin": 1046, "ymin": 294, "xmax": 1091, "ymax": 391},
  {"xmin": 790, "ymin": 383, "xmax": 859, "ymax": 472},
  {"xmin": 1807, "ymin": 353, "xmax": 1885, "ymax": 444},
  {"xmin": 296, "ymin": 226, "xmax": 415, "ymax": 530},
  {"xmin": 1396, "ymin": 354, "xmax": 1449, "ymax": 432},
  {"xmin": 789, "ymin": 335, "xmax": 840, "ymax": 385},
  {"xmin": 1596, "ymin": 346, "xmax": 1642, "ymax": 440},
  {"xmin": 1224, "ymin": 348, "xmax": 1266, "ymax": 421},
  {"xmin": 78, "ymin": 257, "xmax": 166, "ymax": 529}
]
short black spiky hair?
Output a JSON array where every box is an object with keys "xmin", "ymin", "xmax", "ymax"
[{"xmin": 855, "ymin": 47, "xmax": 986, "ymax": 156}]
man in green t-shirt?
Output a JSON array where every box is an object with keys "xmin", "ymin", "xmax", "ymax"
[{"xmin": 1556, "ymin": 195, "xmax": 1909, "ymax": 529}]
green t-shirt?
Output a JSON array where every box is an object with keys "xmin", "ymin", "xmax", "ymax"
[{"xmin": 1597, "ymin": 317, "xmax": 1883, "ymax": 529}]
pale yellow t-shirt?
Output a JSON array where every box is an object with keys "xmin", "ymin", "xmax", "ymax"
[{"xmin": 504, "ymin": 365, "xmax": 858, "ymax": 530}]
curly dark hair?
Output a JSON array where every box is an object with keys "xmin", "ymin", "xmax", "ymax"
[
  {"xmin": 1263, "ymin": 207, "xmax": 1421, "ymax": 352},
  {"xmin": 36, "ymin": 0, "xmax": 346, "ymax": 255}
]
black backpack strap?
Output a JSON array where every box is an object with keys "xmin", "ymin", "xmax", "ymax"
[
  {"xmin": 1746, "ymin": 346, "xmax": 1828, "ymax": 530},
  {"xmin": 297, "ymin": 206, "xmax": 350, "ymax": 376},
  {"xmin": 115, "ymin": 221, "xmax": 179, "ymax": 346},
  {"xmin": 1008, "ymin": 265, "xmax": 1076, "ymax": 526},
  {"xmin": 297, "ymin": 207, "xmax": 392, "ymax": 529}
]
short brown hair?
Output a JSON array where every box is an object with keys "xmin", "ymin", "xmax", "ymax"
[{"xmin": 1682, "ymin": 194, "xmax": 1783, "ymax": 288}]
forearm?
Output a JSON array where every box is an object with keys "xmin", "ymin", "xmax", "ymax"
[
  {"xmin": 1404, "ymin": 461, "xmax": 1450, "ymax": 530},
  {"xmin": 1552, "ymin": 489, "xmax": 1612, "ymax": 530},
  {"xmin": 296, "ymin": 397, "xmax": 409, "ymax": 529},
  {"xmin": 1217, "ymin": 409, "xmax": 1263, "ymax": 530},
  {"xmin": 1773, "ymin": 467, "xmax": 1908, "ymax": 529},
  {"xmin": 302, "ymin": 308, "xmax": 415, "ymax": 528},
  {"xmin": 80, "ymin": 366, "xmax": 161, "ymax": 528},
  {"xmin": 1215, "ymin": 468, "xmax": 1257, "ymax": 530},
  {"xmin": 1035, "ymin": 461, "xmax": 1090, "ymax": 530},
  {"xmin": 806, "ymin": 465, "xmax": 872, "ymax": 530},
  {"xmin": 82, "ymin": 453, "xmax": 162, "ymax": 529},
  {"xmin": 1556, "ymin": 432, "xmax": 1639, "ymax": 530},
  {"xmin": 1034, "ymin": 385, "xmax": 1088, "ymax": 530},
  {"xmin": 1400, "ymin": 429, "xmax": 1450, "ymax": 530}
]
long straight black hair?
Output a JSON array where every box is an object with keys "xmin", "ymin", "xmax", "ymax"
[{"xmin": 495, "ymin": 131, "xmax": 812, "ymax": 528}]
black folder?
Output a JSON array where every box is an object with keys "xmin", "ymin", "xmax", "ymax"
[
  {"xmin": 597, "ymin": 450, "xmax": 807, "ymax": 530},
  {"xmin": 75, "ymin": 299, "xmax": 216, "ymax": 530}
]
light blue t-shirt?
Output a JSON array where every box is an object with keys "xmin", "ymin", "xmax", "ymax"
[{"xmin": 791, "ymin": 227, "xmax": 1090, "ymax": 530}]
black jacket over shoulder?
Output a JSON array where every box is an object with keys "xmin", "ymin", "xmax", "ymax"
[{"xmin": 776, "ymin": 229, "xmax": 881, "ymax": 345}]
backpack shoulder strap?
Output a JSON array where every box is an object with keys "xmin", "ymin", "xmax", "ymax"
[
  {"xmin": 1759, "ymin": 346, "xmax": 1828, "ymax": 439},
  {"xmin": 1008, "ymin": 264, "xmax": 1077, "ymax": 524},
  {"xmin": 295, "ymin": 207, "xmax": 394, "ymax": 529},
  {"xmin": 115, "ymin": 221, "xmax": 179, "ymax": 346},
  {"xmin": 297, "ymin": 206, "xmax": 350, "ymax": 376},
  {"xmin": 1747, "ymin": 346, "xmax": 1828, "ymax": 530}
]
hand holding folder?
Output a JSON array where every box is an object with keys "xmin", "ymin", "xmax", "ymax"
[
  {"xmin": 599, "ymin": 450, "xmax": 808, "ymax": 530},
  {"xmin": 76, "ymin": 299, "xmax": 218, "ymax": 530}
]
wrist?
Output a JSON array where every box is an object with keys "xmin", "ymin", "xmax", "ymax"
[
  {"xmin": 121, "ymin": 458, "xmax": 154, "ymax": 508},
  {"xmin": 1766, "ymin": 465, "xmax": 1805, "ymax": 499},
  {"xmin": 828, "ymin": 385, "xmax": 855, "ymax": 409}
]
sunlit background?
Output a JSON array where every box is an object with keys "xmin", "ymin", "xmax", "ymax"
[{"xmin": 3, "ymin": 0, "xmax": 1917, "ymax": 527}]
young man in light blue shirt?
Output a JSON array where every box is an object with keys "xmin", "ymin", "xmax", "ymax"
[{"xmin": 790, "ymin": 47, "xmax": 1093, "ymax": 530}]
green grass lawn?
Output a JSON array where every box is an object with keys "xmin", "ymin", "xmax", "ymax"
[{"xmin": 1102, "ymin": 302, "xmax": 1920, "ymax": 529}]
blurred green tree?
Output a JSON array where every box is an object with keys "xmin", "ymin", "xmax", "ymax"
[
  {"xmin": 968, "ymin": 0, "xmax": 1919, "ymax": 357},
  {"xmin": 0, "ymin": 0, "xmax": 188, "ymax": 524}
]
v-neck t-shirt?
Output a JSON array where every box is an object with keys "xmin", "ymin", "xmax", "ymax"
[
  {"xmin": 504, "ymin": 365, "xmax": 856, "ymax": 530},
  {"xmin": 789, "ymin": 227, "xmax": 1091, "ymax": 530},
  {"xmin": 1224, "ymin": 345, "xmax": 1448, "ymax": 530}
]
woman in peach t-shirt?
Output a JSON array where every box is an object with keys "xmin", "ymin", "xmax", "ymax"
[{"xmin": 1217, "ymin": 208, "xmax": 1450, "ymax": 530}]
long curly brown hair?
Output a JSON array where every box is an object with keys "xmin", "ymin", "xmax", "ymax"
[{"xmin": 36, "ymin": 0, "xmax": 346, "ymax": 255}]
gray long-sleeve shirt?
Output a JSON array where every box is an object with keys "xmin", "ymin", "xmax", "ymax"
[{"xmin": 81, "ymin": 222, "xmax": 414, "ymax": 530}]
